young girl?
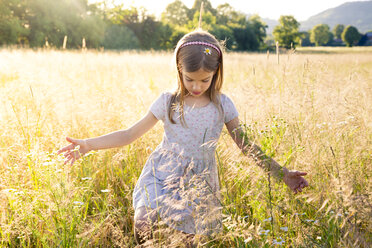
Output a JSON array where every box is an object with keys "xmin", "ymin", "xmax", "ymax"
[{"xmin": 58, "ymin": 29, "xmax": 308, "ymax": 245}]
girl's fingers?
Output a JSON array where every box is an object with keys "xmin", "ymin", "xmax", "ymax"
[{"xmin": 295, "ymin": 171, "xmax": 307, "ymax": 177}]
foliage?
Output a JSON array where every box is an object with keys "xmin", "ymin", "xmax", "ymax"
[
  {"xmin": 102, "ymin": 25, "xmax": 139, "ymax": 50},
  {"xmin": 0, "ymin": 0, "xmax": 28, "ymax": 45},
  {"xmin": 273, "ymin": 15, "xmax": 301, "ymax": 49},
  {"xmin": 1, "ymin": 49, "xmax": 371, "ymax": 247},
  {"xmin": 342, "ymin": 25, "xmax": 361, "ymax": 47},
  {"xmin": 333, "ymin": 24, "xmax": 345, "ymax": 39},
  {"xmin": 161, "ymin": 0, "xmax": 189, "ymax": 26},
  {"xmin": 310, "ymin": 24, "xmax": 331, "ymax": 46}
]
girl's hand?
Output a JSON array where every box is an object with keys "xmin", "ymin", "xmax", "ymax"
[
  {"xmin": 57, "ymin": 137, "xmax": 90, "ymax": 165},
  {"xmin": 283, "ymin": 167, "xmax": 309, "ymax": 194}
]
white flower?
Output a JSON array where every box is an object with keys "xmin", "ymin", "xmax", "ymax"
[
  {"xmin": 244, "ymin": 237, "xmax": 252, "ymax": 243},
  {"xmin": 263, "ymin": 217, "xmax": 272, "ymax": 222},
  {"xmin": 317, "ymin": 236, "xmax": 322, "ymax": 240},
  {"xmin": 82, "ymin": 177, "xmax": 92, "ymax": 181},
  {"xmin": 259, "ymin": 229, "xmax": 270, "ymax": 235},
  {"xmin": 204, "ymin": 47, "xmax": 211, "ymax": 55},
  {"xmin": 280, "ymin": 227, "xmax": 288, "ymax": 232},
  {"xmin": 294, "ymin": 212, "xmax": 305, "ymax": 216},
  {"xmin": 101, "ymin": 189, "xmax": 110, "ymax": 193},
  {"xmin": 273, "ymin": 237, "xmax": 285, "ymax": 245},
  {"xmin": 73, "ymin": 201, "xmax": 84, "ymax": 206},
  {"xmin": 305, "ymin": 219, "xmax": 314, "ymax": 222},
  {"xmin": 42, "ymin": 161, "xmax": 54, "ymax": 166},
  {"xmin": 14, "ymin": 191, "xmax": 24, "ymax": 196}
]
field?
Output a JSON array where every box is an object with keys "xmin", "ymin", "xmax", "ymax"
[{"xmin": 0, "ymin": 48, "xmax": 371, "ymax": 247}]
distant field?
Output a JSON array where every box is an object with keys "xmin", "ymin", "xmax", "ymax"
[
  {"xmin": 0, "ymin": 49, "xmax": 371, "ymax": 247},
  {"xmin": 296, "ymin": 46, "xmax": 372, "ymax": 54}
]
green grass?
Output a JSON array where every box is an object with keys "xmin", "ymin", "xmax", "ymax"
[{"xmin": 0, "ymin": 49, "xmax": 371, "ymax": 247}]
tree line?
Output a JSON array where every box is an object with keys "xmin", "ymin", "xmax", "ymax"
[{"xmin": 0, "ymin": 0, "xmax": 370, "ymax": 51}]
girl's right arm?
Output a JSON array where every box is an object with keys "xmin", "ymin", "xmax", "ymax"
[{"xmin": 57, "ymin": 111, "xmax": 159, "ymax": 165}]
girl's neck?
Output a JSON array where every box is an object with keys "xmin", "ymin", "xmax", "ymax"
[{"xmin": 184, "ymin": 94, "xmax": 211, "ymax": 108}]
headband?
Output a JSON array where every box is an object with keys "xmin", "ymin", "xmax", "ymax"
[{"xmin": 179, "ymin": 41, "xmax": 221, "ymax": 56}]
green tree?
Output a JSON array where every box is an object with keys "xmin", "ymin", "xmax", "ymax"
[
  {"xmin": 249, "ymin": 15, "xmax": 267, "ymax": 49},
  {"xmin": 216, "ymin": 3, "xmax": 240, "ymax": 26},
  {"xmin": 341, "ymin": 25, "xmax": 361, "ymax": 47},
  {"xmin": 333, "ymin": 24, "xmax": 344, "ymax": 39},
  {"xmin": 191, "ymin": 0, "xmax": 216, "ymax": 17},
  {"xmin": 0, "ymin": 0, "xmax": 28, "ymax": 45},
  {"xmin": 24, "ymin": 0, "xmax": 104, "ymax": 48},
  {"xmin": 273, "ymin": 15, "xmax": 301, "ymax": 49},
  {"xmin": 310, "ymin": 24, "xmax": 331, "ymax": 46},
  {"xmin": 299, "ymin": 31, "xmax": 312, "ymax": 46},
  {"xmin": 102, "ymin": 25, "xmax": 139, "ymax": 50},
  {"xmin": 161, "ymin": 0, "xmax": 190, "ymax": 26}
]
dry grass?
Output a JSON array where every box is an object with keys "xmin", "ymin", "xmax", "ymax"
[{"xmin": 0, "ymin": 48, "xmax": 371, "ymax": 247}]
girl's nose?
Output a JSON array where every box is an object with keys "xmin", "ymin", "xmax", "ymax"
[{"xmin": 192, "ymin": 83, "xmax": 200, "ymax": 90}]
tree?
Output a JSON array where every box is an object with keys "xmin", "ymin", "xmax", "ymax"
[
  {"xmin": 299, "ymin": 31, "xmax": 312, "ymax": 46},
  {"xmin": 0, "ymin": 0, "xmax": 28, "ymax": 45},
  {"xmin": 102, "ymin": 25, "xmax": 139, "ymax": 50},
  {"xmin": 248, "ymin": 15, "xmax": 267, "ymax": 49},
  {"xmin": 216, "ymin": 3, "xmax": 240, "ymax": 26},
  {"xmin": 273, "ymin": 15, "xmax": 301, "ymax": 49},
  {"xmin": 341, "ymin": 25, "xmax": 361, "ymax": 47},
  {"xmin": 333, "ymin": 24, "xmax": 344, "ymax": 39},
  {"xmin": 310, "ymin": 24, "xmax": 331, "ymax": 46},
  {"xmin": 161, "ymin": 0, "xmax": 190, "ymax": 26}
]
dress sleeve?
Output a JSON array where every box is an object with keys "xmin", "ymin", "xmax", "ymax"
[
  {"xmin": 221, "ymin": 94, "xmax": 239, "ymax": 123},
  {"xmin": 149, "ymin": 92, "xmax": 168, "ymax": 121}
]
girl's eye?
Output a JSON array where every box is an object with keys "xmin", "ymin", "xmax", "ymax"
[{"xmin": 202, "ymin": 79, "xmax": 210, "ymax": 83}]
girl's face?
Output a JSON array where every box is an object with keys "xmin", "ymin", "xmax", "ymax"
[{"xmin": 181, "ymin": 68, "xmax": 215, "ymax": 98}]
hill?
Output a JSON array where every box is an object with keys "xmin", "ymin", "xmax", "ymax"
[{"xmin": 300, "ymin": 1, "xmax": 372, "ymax": 32}]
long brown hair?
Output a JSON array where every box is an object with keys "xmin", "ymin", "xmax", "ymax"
[{"xmin": 168, "ymin": 29, "xmax": 224, "ymax": 125}]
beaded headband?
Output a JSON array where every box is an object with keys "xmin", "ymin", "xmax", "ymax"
[{"xmin": 179, "ymin": 41, "xmax": 221, "ymax": 56}]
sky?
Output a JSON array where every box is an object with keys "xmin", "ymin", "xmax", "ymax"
[{"xmin": 94, "ymin": 0, "xmax": 364, "ymax": 21}]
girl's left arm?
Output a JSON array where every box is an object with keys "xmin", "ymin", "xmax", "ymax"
[{"xmin": 225, "ymin": 117, "xmax": 309, "ymax": 194}]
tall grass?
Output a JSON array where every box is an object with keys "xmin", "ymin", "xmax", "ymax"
[{"xmin": 0, "ymin": 48, "xmax": 371, "ymax": 247}]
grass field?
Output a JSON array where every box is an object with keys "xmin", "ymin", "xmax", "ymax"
[{"xmin": 0, "ymin": 48, "xmax": 371, "ymax": 247}]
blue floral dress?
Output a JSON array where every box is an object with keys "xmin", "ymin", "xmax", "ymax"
[{"xmin": 133, "ymin": 92, "xmax": 238, "ymax": 235}]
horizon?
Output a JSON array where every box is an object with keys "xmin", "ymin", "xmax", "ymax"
[{"xmin": 89, "ymin": 0, "xmax": 367, "ymax": 21}]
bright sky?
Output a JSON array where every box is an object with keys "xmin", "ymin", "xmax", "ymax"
[{"xmin": 96, "ymin": 0, "xmax": 363, "ymax": 21}]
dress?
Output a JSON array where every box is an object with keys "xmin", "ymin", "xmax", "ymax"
[{"xmin": 132, "ymin": 92, "xmax": 239, "ymax": 235}]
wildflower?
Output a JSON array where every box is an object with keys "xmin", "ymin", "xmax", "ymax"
[
  {"xmin": 316, "ymin": 236, "xmax": 322, "ymax": 240},
  {"xmin": 244, "ymin": 237, "xmax": 252, "ymax": 243},
  {"xmin": 314, "ymin": 220, "xmax": 319, "ymax": 224},
  {"xmin": 2, "ymin": 189, "xmax": 17, "ymax": 193},
  {"xmin": 42, "ymin": 161, "xmax": 54, "ymax": 166},
  {"xmin": 259, "ymin": 229, "xmax": 270, "ymax": 235},
  {"xmin": 336, "ymin": 121, "xmax": 348, "ymax": 126},
  {"xmin": 273, "ymin": 237, "xmax": 285, "ymax": 245},
  {"xmin": 203, "ymin": 48, "xmax": 211, "ymax": 55},
  {"xmin": 73, "ymin": 201, "xmax": 84, "ymax": 206},
  {"xmin": 263, "ymin": 217, "xmax": 272, "ymax": 222},
  {"xmin": 82, "ymin": 177, "xmax": 92, "ymax": 181},
  {"xmin": 294, "ymin": 212, "xmax": 305, "ymax": 216},
  {"xmin": 14, "ymin": 191, "xmax": 24, "ymax": 196},
  {"xmin": 101, "ymin": 189, "xmax": 110, "ymax": 193},
  {"xmin": 305, "ymin": 219, "xmax": 314, "ymax": 222},
  {"xmin": 280, "ymin": 227, "xmax": 288, "ymax": 232}
]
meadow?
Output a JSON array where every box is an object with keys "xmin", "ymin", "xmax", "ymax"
[{"xmin": 0, "ymin": 47, "xmax": 371, "ymax": 247}]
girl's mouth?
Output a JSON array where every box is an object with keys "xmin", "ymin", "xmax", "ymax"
[{"xmin": 192, "ymin": 91, "xmax": 201, "ymax": 95}]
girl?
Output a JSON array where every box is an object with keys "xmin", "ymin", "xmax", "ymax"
[{"xmin": 58, "ymin": 29, "xmax": 308, "ymax": 245}]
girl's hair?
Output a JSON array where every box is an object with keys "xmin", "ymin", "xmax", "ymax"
[{"xmin": 168, "ymin": 29, "xmax": 224, "ymax": 125}]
